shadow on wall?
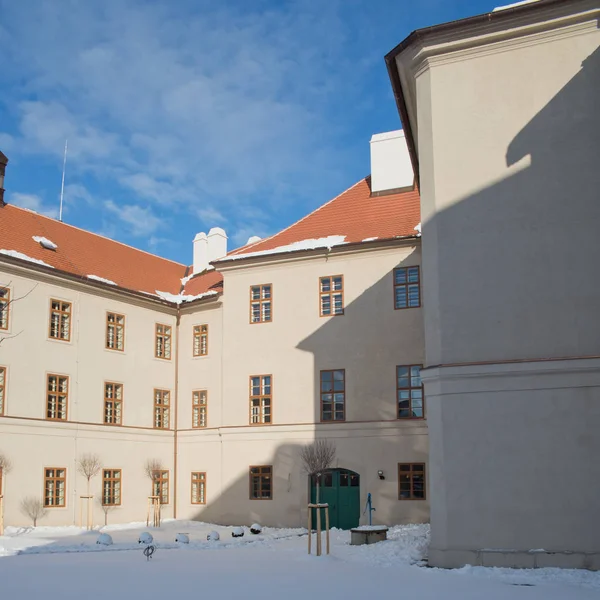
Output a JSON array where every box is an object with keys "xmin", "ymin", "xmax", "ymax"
[{"xmin": 191, "ymin": 258, "xmax": 428, "ymax": 527}]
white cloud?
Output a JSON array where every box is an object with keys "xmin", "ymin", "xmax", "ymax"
[
  {"xmin": 104, "ymin": 200, "xmax": 162, "ymax": 237},
  {"xmin": 8, "ymin": 192, "xmax": 59, "ymax": 219},
  {"xmin": 196, "ymin": 206, "xmax": 226, "ymax": 226}
]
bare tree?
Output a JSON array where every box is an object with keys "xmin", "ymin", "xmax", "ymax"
[
  {"xmin": 0, "ymin": 452, "xmax": 13, "ymax": 473},
  {"xmin": 300, "ymin": 440, "xmax": 336, "ymax": 504},
  {"xmin": 20, "ymin": 497, "xmax": 47, "ymax": 527},
  {"xmin": 0, "ymin": 282, "xmax": 37, "ymax": 346},
  {"xmin": 96, "ymin": 495, "xmax": 115, "ymax": 527},
  {"xmin": 144, "ymin": 458, "xmax": 163, "ymax": 482},
  {"xmin": 77, "ymin": 453, "xmax": 102, "ymax": 495}
]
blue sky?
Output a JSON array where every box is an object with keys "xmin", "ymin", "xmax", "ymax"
[{"xmin": 0, "ymin": 0, "xmax": 495, "ymax": 264}]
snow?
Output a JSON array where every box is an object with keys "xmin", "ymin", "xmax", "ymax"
[
  {"xmin": 87, "ymin": 274, "xmax": 118, "ymax": 286},
  {"xmin": 362, "ymin": 237, "xmax": 378, "ymax": 242},
  {"xmin": 32, "ymin": 236, "xmax": 58, "ymax": 250},
  {"xmin": 414, "ymin": 222, "xmax": 422, "ymax": 236},
  {"xmin": 96, "ymin": 533, "xmax": 113, "ymax": 546},
  {"xmin": 353, "ymin": 525, "xmax": 388, "ymax": 531},
  {"xmin": 0, "ymin": 249, "xmax": 54, "ymax": 268},
  {"xmin": 154, "ymin": 289, "xmax": 218, "ymax": 304},
  {"xmin": 493, "ymin": 0, "xmax": 540, "ymax": 11},
  {"xmin": 1, "ymin": 521, "xmax": 599, "ymax": 599},
  {"xmin": 138, "ymin": 532, "xmax": 153, "ymax": 544},
  {"xmin": 221, "ymin": 235, "xmax": 347, "ymax": 261}
]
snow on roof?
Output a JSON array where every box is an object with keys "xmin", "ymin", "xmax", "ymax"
[
  {"xmin": 154, "ymin": 289, "xmax": 219, "ymax": 305},
  {"xmin": 87, "ymin": 274, "xmax": 118, "ymax": 286},
  {"xmin": 492, "ymin": 0, "xmax": 541, "ymax": 11},
  {"xmin": 0, "ymin": 249, "xmax": 55, "ymax": 268},
  {"xmin": 414, "ymin": 223, "xmax": 421, "ymax": 237},
  {"xmin": 32, "ymin": 236, "xmax": 58, "ymax": 250},
  {"xmin": 219, "ymin": 235, "xmax": 347, "ymax": 262},
  {"xmin": 362, "ymin": 237, "xmax": 378, "ymax": 242}
]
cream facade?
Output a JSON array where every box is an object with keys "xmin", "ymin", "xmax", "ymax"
[
  {"xmin": 0, "ymin": 237, "xmax": 427, "ymax": 529},
  {"xmin": 387, "ymin": 0, "xmax": 600, "ymax": 569}
]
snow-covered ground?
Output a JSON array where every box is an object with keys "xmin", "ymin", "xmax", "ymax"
[{"xmin": 1, "ymin": 521, "xmax": 598, "ymax": 599}]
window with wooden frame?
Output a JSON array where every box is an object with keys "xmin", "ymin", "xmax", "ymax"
[
  {"xmin": 192, "ymin": 390, "xmax": 207, "ymax": 428},
  {"xmin": 153, "ymin": 389, "xmax": 170, "ymax": 429},
  {"xmin": 250, "ymin": 284, "xmax": 272, "ymax": 323},
  {"xmin": 46, "ymin": 374, "xmax": 68, "ymax": 421},
  {"xmin": 0, "ymin": 366, "xmax": 5, "ymax": 416},
  {"xmin": 0, "ymin": 286, "xmax": 10, "ymax": 330},
  {"xmin": 398, "ymin": 463, "xmax": 426, "ymax": 500},
  {"xmin": 191, "ymin": 472, "xmax": 206, "ymax": 504},
  {"xmin": 104, "ymin": 382, "xmax": 123, "ymax": 425},
  {"xmin": 44, "ymin": 467, "xmax": 66, "ymax": 507},
  {"xmin": 319, "ymin": 275, "xmax": 344, "ymax": 316},
  {"xmin": 249, "ymin": 375, "xmax": 272, "ymax": 425},
  {"xmin": 249, "ymin": 465, "xmax": 272, "ymax": 500},
  {"xmin": 49, "ymin": 299, "xmax": 72, "ymax": 341},
  {"xmin": 102, "ymin": 469, "xmax": 121, "ymax": 506},
  {"xmin": 155, "ymin": 323, "xmax": 172, "ymax": 359},
  {"xmin": 193, "ymin": 324, "xmax": 208, "ymax": 357},
  {"xmin": 397, "ymin": 365, "xmax": 424, "ymax": 419},
  {"xmin": 106, "ymin": 312, "xmax": 125, "ymax": 351},
  {"xmin": 394, "ymin": 266, "xmax": 421, "ymax": 309},
  {"xmin": 152, "ymin": 470, "xmax": 169, "ymax": 504},
  {"xmin": 320, "ymin": 369, "xmax": 345, "ymax": 422}
]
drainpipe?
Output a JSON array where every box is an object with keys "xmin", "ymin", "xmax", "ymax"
[{"xmin": 173, "ymin": 310, "xmax": 181, "ymax": 519}]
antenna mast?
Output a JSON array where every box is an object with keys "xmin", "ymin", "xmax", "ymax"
[{"xmin": 59, "ymin": 139, "xmax": 68, "ymax": 222}]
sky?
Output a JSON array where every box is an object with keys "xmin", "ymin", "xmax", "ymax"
[{"xmin": 0, "ymin": 0, "xmax": 496, "ymax": 265}]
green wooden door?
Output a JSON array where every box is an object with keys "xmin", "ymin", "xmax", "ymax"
[{"xmin": 310, "ymin": 469, "xmax": 360, "ymax": 529}]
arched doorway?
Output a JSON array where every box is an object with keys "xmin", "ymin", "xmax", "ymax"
[{"xmin": 310, "ymin": 468, "xmax": 360, "ymax": 529}]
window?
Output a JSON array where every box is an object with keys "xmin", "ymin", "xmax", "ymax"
[
  {"xmin": 102, "ymin": 469, "xmax": 122, "ymax": 506},
  {"xmin": 320, "ymin": 370, "xmax": 345, "ymax": 422},
  {"xmin": 44, "ymin": 468, "xmax": 66, "ymax": 507},
  {"xmin": 397, "ymin": 365, "xmax": 424, "ymax": 419},
  {"xmin": 46, "ymin": 374, "xmax": 68, "ymax": 421},
  {"xmin": 192, "ymin": 390, "xmax": 207, "ymax": 428},
  {"xmin": 398, "ymin": 463, "xmax": 426, "ymax": 500},
  {"xmin": 394, "ymin": 266, "xmax": 421, "ymax": 309},
  {"xmin": 0, "ymin": 286, "xmax": 9, "ymax": 330},
  {"xmin": 152, "ymin": 470, "xmax": 169, "ymax": 504},
  {"xmin": 191, "ymin": 472, "xmax": 206, "ymax": 504},
  {"xmin": 155, "ymin": 323, "xmax": 172, "ymax": 359},
  {"xmin": 49, "ymin": 299, "xmax": 72, "ymax": 341},
  {"xmin": 106, "ymin": 312, "xmax": 125, "ymax": 351},
  {"xmin": 154, "ymin": 389, "xmax": 170, "ymax": 429},
  {"xmin": 249, "ymin": 375, "xmax": 272, "ymax": 425},
  {"xmin": 319, "ymin": 275, "xmax": 344, "ymax": 316},
  {"xmin": 104, "ymin": 382, "xmax": 123, "ymax": 425},
  {"xmin": 193, "ymin": 324, "xmax": 208, "ymax": 357},
  {"xmin": 0, "ymin": 366, "xmax": 5, "ymax": 416},
  {"xmin": 250, "ymin": 284, "xmax": 272, "ymax": 323},
  {"xmin": 249, "ymin": 465, "xmax": 272, "ymax": 500}
]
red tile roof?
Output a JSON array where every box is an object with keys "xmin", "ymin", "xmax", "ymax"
[{"xmin": 226, "ymin": 177, "xmax": 420, "ymax": 259}]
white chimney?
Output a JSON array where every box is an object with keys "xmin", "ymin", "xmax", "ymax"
[
  {"xmin": 370, "ymin": 130, "xmax": 414, "ymax": 194},
  {"xmin": 193, "ymin": 232, "xmax": 208, "ymax": 274},
  {"xmin": 207, "ymin": 227, "xmax": 228, "ymax": 262}
]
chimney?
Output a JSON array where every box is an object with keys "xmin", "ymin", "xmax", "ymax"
[
  {"xmin": 208, "ymin": 227, "xmax": 228, "ymax": 262},
  {"xmin": 0, "ymin": 151, "xmax": 8, "ymax": 206},
  {"xmin": 369, "ymin": 130, "xmax": 413, "ymax": 194},
  {"xmin": 193, "ymin": 232, "xmax": 208, "ymax": 274}
]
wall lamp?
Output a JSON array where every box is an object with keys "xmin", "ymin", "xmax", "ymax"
[{"xmin": 377, "ymin": 470, "xmax": 385, "ymax": 480}]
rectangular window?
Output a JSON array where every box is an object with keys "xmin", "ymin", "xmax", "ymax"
[
  {"xmin": 249, "ymin": 375, "xmax": 272, "ymax": 425},
  {"xmin": 102, "ymin": 469, "xmax": 122, "ymax": 506},
  {"xmin": 249, "ymin": 465, "xmax": 272, "ymax": 500},
  {"xmin": 0, "ymin": 366, "xmax": 5, "ymax": 416},
  {"xmin": 49, "ymin": 299, "xmax": 72, "ymax": 341},
  {"xmin": 46, "ymin": 374, "xmax": 68, "ymax": 421},
  {"xmin": 320, "ymin": 369, "xmax": 345, "ymax": 422},
  {"xmin": 106, "ymin": 312, "xmax": 125, "ymax": 351},
  {"xmin": 193, "ymin": 324, "xmax": 208, "ymax": 357},
  {"xmin": 155, "ymin": 323, "xmax": 172, "ymax": 359},
  {"xmin": 152, "ymin": 470, "xmax": 169, "ymax": 504},
  {"xmin": 320, "ymin": 275, "xmax": 344, "ymax": 316},
  {"xmin": 191, "ymin": 472, "xmax": 206, "ymax": 504},
  {"xmin": 0, "ymin": 286, "xmax": 9, "ymax": 330},
  {"xmin": 394, "ymin": 266, "xmax": 421, "ymax": 309},
  {"xmin": 250, "ymin": 284, "xmax": 272, "ymax": 323},
  {"xmin": 154, "ymin": 389, "xmax": 170, "ymax": 429},
  {"xmin": 44, "ymin": 467, "xmax": 66, "ymax": 507},
  {"xmin": 104, "ymin": 382, "xmax": 123, "ymax": 425},
  {"xmin": 192, "ymin": 390, "xmax": 207, "ymax": 428},
  {"xmin": 398, "ymin": 463, "xmax": 426, "ymax": 500},
  {"xmin": 397, "ymin": 365, "xmax": 424, "ymax": 419}
]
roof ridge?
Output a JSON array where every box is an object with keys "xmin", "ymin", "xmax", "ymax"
[
  {"xmin": 227, "ymin": 177, "xmax": 368, "ymax": 256},
  {"xmin": 6, "ymin": 204, "xmax": 187, "ymax": 268}
]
